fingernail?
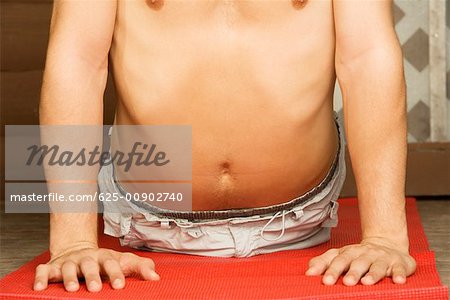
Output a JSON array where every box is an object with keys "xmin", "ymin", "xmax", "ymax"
[
  {"xmin": 305, "ymin": 268, "xmax": 316, "ymax": 276},
  {"xmin": 150, "ymin": 270, "xmax": 160, "ymax": 280},
  {"xmin": 323, "ymin": 275, "xmax": 334, "ymax": 285},
  {"xmin": 88, "ymin": 281, "xmax": 100, "ymax": 291},
  {"xmin": 34, "ymin": 282, "xmax": 43, "ymax": 290},
  {"xmin": 67, "ymin": 281, "xmax": 78, "ymax": 291},
  {"xmin": 113, "ymin": 279, "xmax": 122, "ymax": 287},
  {"xmin": 363, "ymin": 275, "xmax": 373, "ymax": 284},
  {"xmin": 394, "ymin": 276, "xmax": 406, "ymax": 284},
  {"xmin": 345, "ymin": 275, "xmax": 355, "ymax": 285}
]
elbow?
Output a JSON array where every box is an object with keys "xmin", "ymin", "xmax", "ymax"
[
  {"xmin": 336, "ymin": 44, "xmax": 405, "ymax": 87},
  {"xmin": 335, "ymin": 45, "xmax": 407, "ymax": 116}
]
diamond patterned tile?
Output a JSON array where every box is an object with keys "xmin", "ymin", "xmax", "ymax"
[
  {"xmin": 404, "ymin": 60, "xmax": 429, "ymax": 111},
  {"xmin": 393, "ymin": 2, "xmax": 405, "ymax": 25},
  {"xmin": 394, "ymin": 0, "xmax": 429, "ymax": 45},
  {"xmin": 335, "ymin": 1, "xmax": 447, "ymax": 142},
  {"xmin": 407, "ymin": 100, "xmax": 430, "ymax": 142},
  {"xmin": 402, "ymin": 28, "xmax": 429, "ymax": 72}
]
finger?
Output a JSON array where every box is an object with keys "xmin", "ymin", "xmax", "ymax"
[
  {"xmin": 80, "ymin": 257, "xmax": 102, "ymax": 292},
  {"xmin": 323, "ymin": 252, "xmax": 354, "ymax": 285},
  {"xmin": 343, "ymin": 255, "xmax": 373, "ymax": 286},
  {"xmin": 34, "ymin": 264, "xmax": 49, "ymax": 291},
  {"xmin": 61, "ymin": 261, "xmax": 80, "ymax": 292},
  {"xmin": 361, "ymin": 260, "xmax": 389, "ymax": 285},
  {"xmin": 405, "ymin": 256, "xmax": 417, "ymax": 276},
  {"xmin": 138, "ymin": 257, "xmax": 160, "ymax": 281},
  {"xmin": 101, "ymin": 257, "xmax": 126, "ymax": 289},
  {"xmin": 306, "ymin": 248, "xmax": 339, "ymax": 276},
  {"xmin": 391, "ymin": 263, "xmax": 407, "ymax": 284},
  {"xmin": 47, "ymin": 264, "xmax": 63, "ymax": 283},
  {"xmin": 120, "ymin": 253, "xmax": 160, "ymax": 281}
]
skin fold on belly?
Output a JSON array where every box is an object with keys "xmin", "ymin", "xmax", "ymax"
[{"xmin": 115, "ymin": 109, "xmax": 339, "ymax": 211}]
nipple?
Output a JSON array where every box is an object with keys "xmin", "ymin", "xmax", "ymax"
[
  {"xmin": 292, "ymin": 0, "xmax": 308, "ymax": 9},
  {"xmin": 146, "ymin": 0, "xmax": 164, "ymax": 10}
]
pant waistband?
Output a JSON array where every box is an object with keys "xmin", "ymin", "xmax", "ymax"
[{"xmin": 112, "ymin": 115, "xmax": 342, "ymax": 221}]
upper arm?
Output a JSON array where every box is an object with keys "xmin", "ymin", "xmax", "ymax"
[
  {"xmin": 46, "ymin": 0, "xmax": 117, "ymax": 70},
  {"xmin": 40, "ymin": 1, "xmax": 117, "ymax": 124},
  {"xmin": 333, "ymin": 0, "xmax": 401, "ymax": 70}
]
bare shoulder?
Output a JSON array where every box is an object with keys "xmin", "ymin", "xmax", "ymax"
[
  {"xmin": 48, "ymin": 0, "xmax": 117, "ymax": 62},
  {"xmin": 333, "ymin": 0, "xmax": 398, "ymax": 58}
]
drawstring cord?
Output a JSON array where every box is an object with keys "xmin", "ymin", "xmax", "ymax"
[{"xmin": 260, "ymin": 210, "xmax": 287, "ymax": 241}]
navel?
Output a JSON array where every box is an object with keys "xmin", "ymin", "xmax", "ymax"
[
  {"xmin": 218, "ymin": 160, "xmax": 234, "ymax": 184},
  {"xmin": 220, "ymin": 161, "xmax": 231, "ymax": 172},
  {"xmin": 146, "ymin": 0, "xmax": 164, "ymax": 11},
  {"xmin": 292, "ymin": 0, "xmax": 308, "ymax": 9}
]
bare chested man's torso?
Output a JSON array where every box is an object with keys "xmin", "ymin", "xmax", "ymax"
[{"xmin": 111, "ymin": 0, "xmax": 339, "ymax": 211}]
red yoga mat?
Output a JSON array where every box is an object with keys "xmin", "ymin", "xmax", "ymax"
[{"xmin": 0, "ymin": 198, "xmax": 448, "ymax": 299}]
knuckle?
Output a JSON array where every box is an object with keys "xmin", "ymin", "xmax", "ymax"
[
  {"xmin": 335, "ymin": 253, "xmax": 353, "ymax": 264},
  {"xmin": 61, "ymin": 260, "xmax": 78, "ymax": 271},
  {"xmin": 408, "ymin": 258, "xmax": 417, "ymax": 271},
  {"xmin": 345, "ymin": 270, "xmax": 358, "ymax": 277},
  {"xmin": 328, "ymin": 259, "xmax": 345, "ymax": 271},
  {"xmin": 325, "ymin": 266, "xmax": 339, "ymax": 276},
  {"xmin": 339, "ymin": 245, "xmax": 354, "ymax": 253},
  {"xmin": 36, "ymin": 264, "xmax": 48, "ymax": 272},
  {"xmin": 340, "ymin": 245, "xmax": 360, "ymax": 256},
  {"xmin": 366, "ymin": 271, "xmax": 380, "ymax": 279},
  {"xmin": 123, "ymin": 252, "xmax": 137, "ymax": 259},
  {"xmin": 315, "ymin": 256, "xmax": 331, "ymax": 266},
  {"xmin": 327, "ymin": 248, "xmax": 340, "ymax": 255},
  {"xmin": 142, "ymin": 258, "xmax": 155, "ymax": 269},
  {"xmin": 367, "ymin": 248, "xmax": 384, "ymax": 257},
  {"xmin": 370, "ymin": 265, "xmax": 386, "ymax": 275},
  {"xmin": 111, "ymin": 272, "xmax": 125, "ymax": 281},
  {"xmin": 350, "ymin": 258, "xmax": 369, "ymax": 270},
  {"xmin": 84, "ymin": 272, "xmax": 100, "ymax": 279},
  {"xmin": 79, "ymin": 256, "xmax": 96, "ymax": 266},
  {"xmin": 65, "ymin": 253, "xmax": 78, "ymax": 262},
  {"xmin": 119, "ymin": 252, "xmax": 138, "ymax": 265},
  {"xmin": 98, "ymin": 248, "xmax": 114, "ymax": 257},
  {"xmin": 103, "ymin": 258, "xmax": 118, "ymax": 268},
  {"xmin": 61, "ymin": 260, "xmax": 73, "ymax": 267},
  {"xmin": 308, "ymin": 257, "xmax": 321, "ymax": 267},
  {"xmin": 393, "ymin": 263, "xmax": 406, "ymax": 272}
]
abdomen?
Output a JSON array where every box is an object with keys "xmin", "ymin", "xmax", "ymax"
[{"xmin": 110, "ymin": 0, "xmax": 338, "ymax": 210}]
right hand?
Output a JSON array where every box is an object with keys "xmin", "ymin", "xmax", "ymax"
[{"xmin": 33, "ymin": 247, "xmax": 160, "ymax": 292}]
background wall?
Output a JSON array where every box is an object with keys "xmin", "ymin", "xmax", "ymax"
[
  {"xmin": 0, "ymin": 0, "xmax": 117, "ymax": 125},
  {"xmin": 1, "ymin": 0, "xmax": 449, "ymax": 196},
  {"xmin": 333, "ymin": 0, "xmax": 450, "ymax": 143}
]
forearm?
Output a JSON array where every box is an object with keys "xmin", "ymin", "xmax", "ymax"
[
  {"xmin": 40, "ymin": 52, "xmax": 107, "ymax": 256},
  {"xmin": 337, "ymin": 46, "xmax": 409, "ymax": 250}
]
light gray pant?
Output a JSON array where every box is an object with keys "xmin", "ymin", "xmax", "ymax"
[{"xmin": 99, "ymin": 116, "xmax": 346, "ymax": 258}]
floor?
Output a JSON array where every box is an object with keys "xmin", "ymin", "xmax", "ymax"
[{"xmin": 1, "ymin": 199, "xmax": 449, "ymax": 289}]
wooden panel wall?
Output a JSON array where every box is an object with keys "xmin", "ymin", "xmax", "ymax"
[{"xmin": 0, "ymin": 0, "xmax": 116, "ymax": 126}]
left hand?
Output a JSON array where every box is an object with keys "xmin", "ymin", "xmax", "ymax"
[{"xmin": 305, "ymin": 237, "xmax": 416, "ymax": 286}]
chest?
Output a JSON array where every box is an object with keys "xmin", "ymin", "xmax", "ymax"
[{"xmin": 139, "ymin": 0, "xmax": 314, "ymax": 26}]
